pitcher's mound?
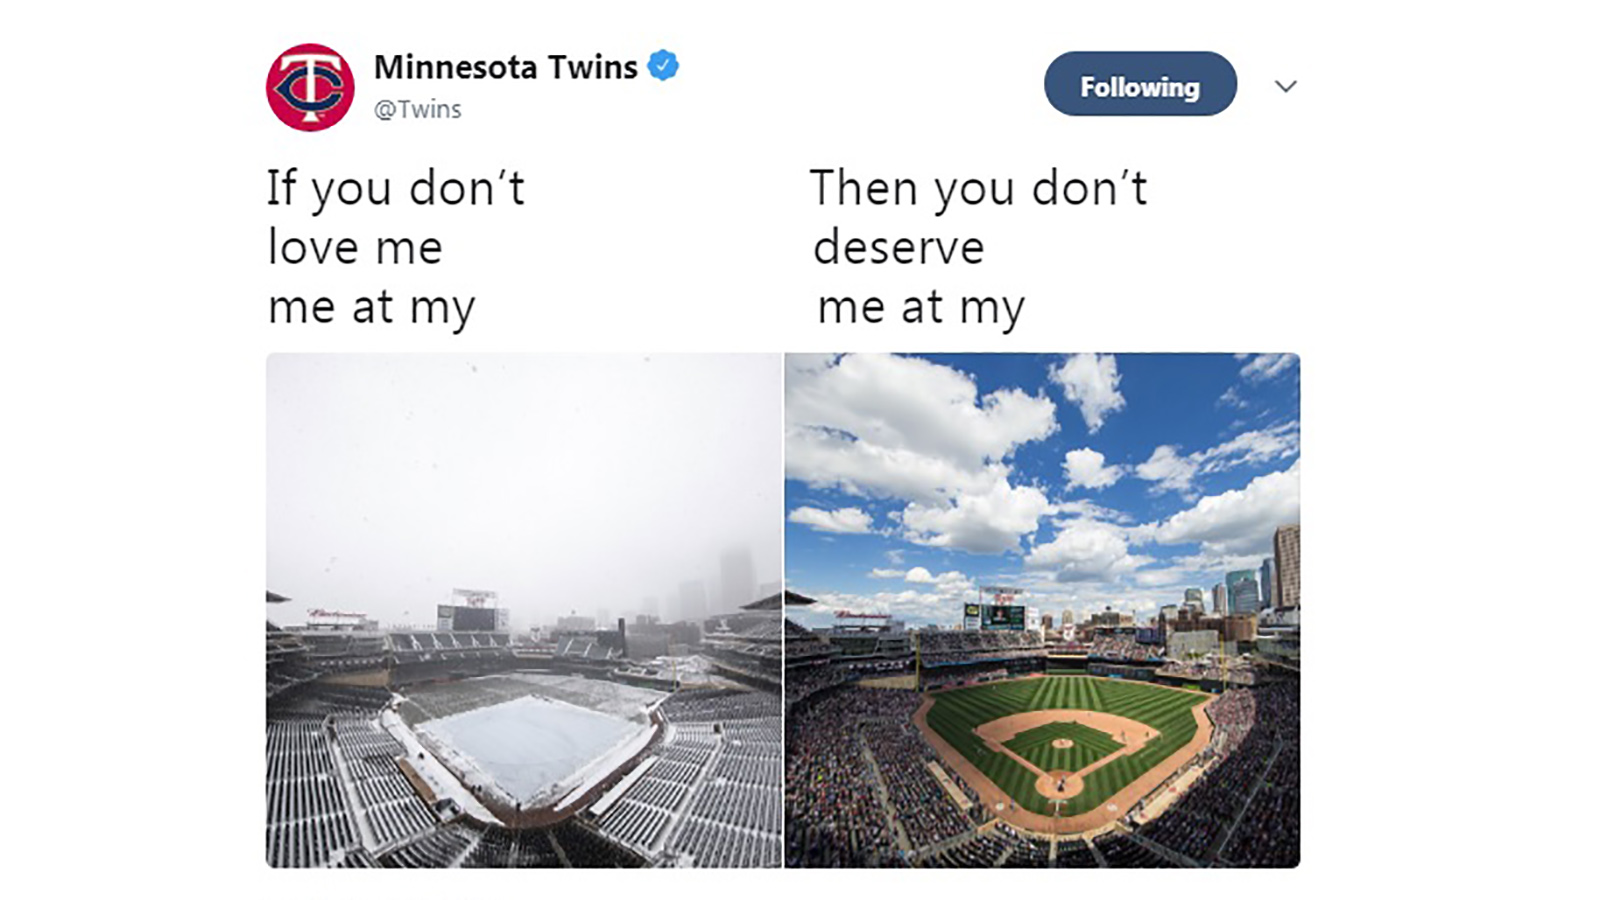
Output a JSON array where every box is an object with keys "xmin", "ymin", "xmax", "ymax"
[{"xmin": 1051, "ymin": 738, "xmax": 1075, "ymax": 749}]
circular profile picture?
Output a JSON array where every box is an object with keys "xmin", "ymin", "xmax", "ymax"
[{"xmin": 266, "ymin": 43, "xmax": 353, "ymax": 131}]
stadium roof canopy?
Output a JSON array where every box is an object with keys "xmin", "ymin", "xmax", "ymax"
[
  {"xmin": 784, "ymin": 590, "xmax": 816, "ymax": 606},
  {"xmin": 266, "ymin": 591, "xmax": 292, "ymax": 604},
  {"xmin": 742, "ymin": 593, "xmax": 784, "ymax": 611}
]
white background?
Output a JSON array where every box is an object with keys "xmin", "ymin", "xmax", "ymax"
[{"xmin": 5, "ymin": 0, "xmax": 1595, "ymax": 894}]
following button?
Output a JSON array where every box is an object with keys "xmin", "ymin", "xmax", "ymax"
[{"xmin": 1044, "ymin": 51, "xmax": 1237, "ymax": 116}]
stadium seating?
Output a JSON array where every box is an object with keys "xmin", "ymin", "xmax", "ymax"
[
  {"xmin": 382, "ymin": 824, "xmax": 479, "ymax": 868},
  {"xmin": 592, "ymin": 687, "xmax": 783, "ymax": 867},
  {"xmin": 1088, "ymin": 634, "xmax": 1164, "ymax": 663},
  {"xmin": 1130, "ymin": 679, "xmax": 1301, "ymax": 867},
  {"xmin": 264, "ymin": 717, "xmax": 358, "ymax": 867},
  {"xmin": 331, "ymin": 716, "xmax": 436, "ymax": 849},
  {"xmin": 785, "ymin": 687, "xmax": 913, "ymax": 868},
  {"xmin": 918, "ymin": 630, "xmax": 1046, "ymax": 667}
]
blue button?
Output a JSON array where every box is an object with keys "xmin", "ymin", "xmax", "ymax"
[{"xmin": 1044, "ymin": 51, "xmax": 1237, "ymax": 116}]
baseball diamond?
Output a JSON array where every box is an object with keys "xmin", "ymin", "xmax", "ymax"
[
  {"xmin": 1005, "ymin": 721, "xmax": 1122, "ymax": 773},
  {"xmin": 914, "ymin": 675, "xmax": 1213, "ymax": 833}
]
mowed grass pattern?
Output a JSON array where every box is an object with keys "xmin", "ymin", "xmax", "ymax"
[
  {"xmin": 1004, "ymin": 721, "xmax": 1122, "ymax": 773},
  {"xmin": 925, "ymin": 676, "xmax": 1208, "ymax": 816}
]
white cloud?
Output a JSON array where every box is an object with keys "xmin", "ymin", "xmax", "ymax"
[
  {"xmin": 1145, "ymin": 461, "xmax": 1300, "ymax": 556},
  {"xmin": 1050, "ymin": 353, "xmax": 1126, "ymax": 434},
  {"xmin": 1219, "ymin": 386, "xmax": 1248, "ymax": 409},
  {"xmin": 1239, "ymin": 353, "xmax": 1298, "ymax": 383},
  {"xmin": 1198, "ymin": 422, "xmax": 1300, "ymax": 476},
  {"xmin": 787, "ymin": 506, "xmax": 874, "ymax": 534},
  {"xmin": 1024, "ymin": 518, "xmax": 1146, "ymax": 583},
  {"xmin": 1133, "ymin": 422, "xmax": 1299, "ymax": 497},
  {"xmin": 1051, "ymin": 499, "xmax": 1134, "ymax": 524},
  {"xmin": 867, "ymin": 567, "xmax": 905, "ymax": 579},
  {"xmin": 904, "ymin": 567, "xmax": 971, "ymax": 593},
  {"xmin": 787, "ymin": 585, "xmax": 974, "ymax": 629},
  {"xmin": 1049, "ymin": 496, "xmax": 1139, "ymax": 525},
  {"xmin": 785, "ymin": 427, "xmax": 1005, "ymax": 505},
  {"xmin": 786, "ymin": 354, "xmax": 1059, "ymax": 554},
  {"xmin": 1133, "ymin": 568, "xmax": 1189, "ymax": 588},
  {"xmin": 901, "ymin": 479, "xmax": 1052, "ymax": 554},
  {"xmin": 1135, "ymin": 444, "xmax": 1200, "ymax": 496},
  {"xmin": 786, "ymin": 354, "xmax": 1057, "ymax": 496},
  {"xmin": 1063, "ymin": 447, "xmax": 1124, "ymax": 491}
]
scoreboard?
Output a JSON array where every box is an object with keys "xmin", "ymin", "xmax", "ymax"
[
  {"xmin": 436, "ymin": 604, "xmax": 510, "ymax": 632},
  {"xmin": 983, "ymin": 604, "xmax": 1028, "ymax": 630},
  {"xmin": 964, "ymin": 603, "xmax": 1028, "ymax": 631}
]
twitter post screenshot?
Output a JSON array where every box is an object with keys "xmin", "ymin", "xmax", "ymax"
[{"xmin": 5, "ymin": 1, "xmax": 1592, "ymax": 897}]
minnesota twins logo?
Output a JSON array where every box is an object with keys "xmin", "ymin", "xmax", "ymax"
[{"xmin": 266, "ymin": 44, "xmax": 353, "ymax": 131}]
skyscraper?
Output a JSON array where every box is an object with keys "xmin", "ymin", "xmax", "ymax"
[
  {"xmin": 720, "ymin": 545, "xmax": 756, "ymax": 614},
  {"xmin": 1212, "ymin": 583, "xmax": 1227, "ymax": 615},
  {"xmin": 1227, "ymin": 570, "xmax": 1262, "ymax": 616},
  {"xmin": 1259, "ymin": 558, "xmax": 1276, "ymax": 610},
  {"xmin": 1274, "ymin": 524, "xmax": 1301, "ymax": 609},
  {"xmin": 1184, "ymin": 587, "xmax": 1204, "ymax": 610}
]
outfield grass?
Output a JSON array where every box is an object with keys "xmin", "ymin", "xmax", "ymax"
[
  {"xmin": 924, "ymin": 676, "xmax": 1208, "ymax": 816},
  {"xmin": 1004, "ymin": 721, "xmax": 1122, "ymax": 773}
]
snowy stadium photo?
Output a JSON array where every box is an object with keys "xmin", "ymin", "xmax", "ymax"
[{"xmin": 266, "ymin": 354, "xmax": 783, "ymax": 867}]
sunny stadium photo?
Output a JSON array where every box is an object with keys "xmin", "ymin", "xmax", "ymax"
[
  {"xmin": 266, "ymin": 354, "xmax": 783, "ymax": 868},
  {"xmin": 784, "ymin": 353, "xmax": 1301, "ymax": 868}
]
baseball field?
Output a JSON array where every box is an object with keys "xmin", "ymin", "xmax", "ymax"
[{"xmin": 914, "ymin": 675, "xmax": 1213, "ymax": 832}]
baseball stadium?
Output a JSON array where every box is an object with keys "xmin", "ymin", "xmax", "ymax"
[
  {"xmin": 266, "ymin": 592, "xmax": 783, "ymax": 868},
  {"xmin": 785, "ymin": 584, "xmax": 1300, "ymax": 868}
]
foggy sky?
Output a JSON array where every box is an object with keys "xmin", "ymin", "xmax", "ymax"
[{"xmin": 267, "ymin": 355, "xmax": 780, "ymax": 629}]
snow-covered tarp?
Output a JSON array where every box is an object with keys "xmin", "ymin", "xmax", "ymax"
[{"xmin": 417, "ymin": 695, "xmax": 644, "ymax": 808}]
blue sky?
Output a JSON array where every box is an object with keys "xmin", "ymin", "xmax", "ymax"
[{"xmin": 784, "ymin": 353, "xmax": 1300, "ymax": 629}]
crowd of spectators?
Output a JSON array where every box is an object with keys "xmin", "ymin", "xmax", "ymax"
[
  {"xmin": 1089, "ymin": 634, "xmax": 1163, "ymax": 662},
  {"xmin": 860, "ymin": 718, "xmax": 981, "ymax": 848},
  {"xmin": 917, "ymin": 823, "xmax": 1096, "ymax": 869},
  {"xmin": 918, "ymin": 630, "xmax": 1045, "ymax": 666},
  {"xmin": 919, "ymin": 661, "xmax": 1017, "ymax": 691},
  {"xmin": 1213, "ymin": 681, "xmax": 1299, "ymax": 867},
  {"xmin": 784, "ymin": 658, "xmax": 909, "ymax": 707},
  {"xmin": 1132, "ymin": 679, "xmax": 1300, "ymax": 867},
  {"xmin": 784, "ymin": 663, "xmax": 860, "ymax": 707},
  {"xmin": 785, "ymin": 687, "xmax": 927, "ymax": 867},
  {"xmin": 1097, "ymin": 831, "xmax": 1178, "ymax": 867},
  {"xmin": 919, "ymin": 830, "xmax": 1010, "ymax": 868},
  {"xmin": 1157, "ymin": 659, "xmax": 1260, "ymax": 685},
  {"xmin": 784, "ymin": 619, "xmax": 834, "ymax": 662}
]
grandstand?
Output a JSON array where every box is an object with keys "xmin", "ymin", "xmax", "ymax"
[
  {"xmin": 596, "ymin": 689, "xmax": 782, "ymax": 867},
  {"xmin": 699, "ymin": 595, "xmax": 784, "ymax": 691},
  {"xmin": 267, "ymin": 602, "xmax": 782, "ymax": 867},
  {"xmin": 784, "ymin": 610, "xmax": 1299, "ymax": 868}
]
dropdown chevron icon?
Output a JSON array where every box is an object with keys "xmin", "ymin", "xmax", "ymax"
[{"xmin": 1276, "ymin": 80, "xmax": 1298, "ymax": 93}]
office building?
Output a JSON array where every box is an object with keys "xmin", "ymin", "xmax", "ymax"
[{"xmin": 1274, "ymin": 523, "xmax": 1301, "ymax": 609}]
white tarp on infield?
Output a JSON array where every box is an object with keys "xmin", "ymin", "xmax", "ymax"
[{"xmin": 418, "ymin": 695, "xmax": 638, "ymax": 805}]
